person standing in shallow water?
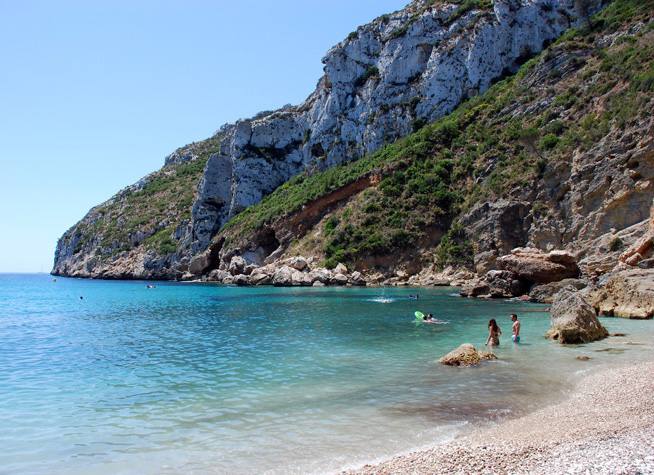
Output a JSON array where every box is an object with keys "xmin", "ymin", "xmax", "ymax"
[
  {"xmin": 511, "ymin": 314, "xmax": 521, "ymax": 343},
  {"xmin": 486, "ymin": 319, "xmax": 501, "ymax": 347}
]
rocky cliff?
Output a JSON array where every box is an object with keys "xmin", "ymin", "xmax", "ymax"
[
  {"xmin": 200, "ymin": 0, "xmax": 653, "ymax": 287},
  {"xmin": 53, "ymin": 0, "xmax": 606, "ymax": 279}
]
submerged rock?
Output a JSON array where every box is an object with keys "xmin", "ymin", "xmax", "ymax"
[
  {"xmin": 546, "ymin": 287, "xmax": 608, "ymax": 344},
  {"xmin": 439, "ymin": 344, "xmax": 497, "ymax": 367}
]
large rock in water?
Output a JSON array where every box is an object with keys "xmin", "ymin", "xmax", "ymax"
[
  {"xmin": 439, "ymin": 344, "xmax": 497, "ymax": 367},
  {"xmin": 497, "ymin": 247, "xmax": 580, "ymax": 285},
  {"xmin": 546, "ymin": 288, "xmax": 608, "ymax": 344},
  {"xmin": 590, "ymin": 269, "xmax": 654, "ymax": 319}
]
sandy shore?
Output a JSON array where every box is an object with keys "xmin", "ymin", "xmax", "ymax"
[{"xmin": 347, "ymin": 361, "xmax": 654, "ymax": 474}]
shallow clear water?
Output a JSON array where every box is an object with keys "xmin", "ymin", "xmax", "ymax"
[{"xmin": 1, "ymin": 274, "xmax": 653, "ymax": 474}]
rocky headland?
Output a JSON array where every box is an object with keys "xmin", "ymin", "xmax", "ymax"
[{"xmin": 52, "ymin": 0, "xmax": 654, "ymax": 323}]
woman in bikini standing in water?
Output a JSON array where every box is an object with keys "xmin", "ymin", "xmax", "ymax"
[{"xmin": 486, "ymin": 319, "xmax": 502, "ymax": 347}]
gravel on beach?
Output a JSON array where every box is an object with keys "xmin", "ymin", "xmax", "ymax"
[{"xmin": 347, "ymin": 362, "xmax": 654, "ymax": 474}]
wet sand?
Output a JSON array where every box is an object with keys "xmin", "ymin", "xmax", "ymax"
[{"xmin": 347, "ymin": 361, "xmax": 654, "ymax": 474}]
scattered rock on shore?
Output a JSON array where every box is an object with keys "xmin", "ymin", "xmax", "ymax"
[
  {"xmin": 546, "ymin": 287, "xmax": 608, "ymax": 344},
  {"xmin": 439, "ymin": 344, "xmax": 497, "ymax": 367}
]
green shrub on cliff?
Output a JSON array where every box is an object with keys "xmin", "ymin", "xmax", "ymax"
[
  {"xmin": 75, "ymin": 136, "xmax": 220, "ymax": 259},
  {"xmin": 435, "ymin": 223, "xmax": 473, "ymax": 269}
]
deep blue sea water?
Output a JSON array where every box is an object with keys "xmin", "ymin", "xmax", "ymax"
[{"xmin": 1, "ymin": 273, "xmax": 653, "ymax": 474}]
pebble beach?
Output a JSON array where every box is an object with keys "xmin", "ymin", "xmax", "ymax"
[{"xmin": 348, "ymin": 361, "xmax": 654, "ymax": 474}]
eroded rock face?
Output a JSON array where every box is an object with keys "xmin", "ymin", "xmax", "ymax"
[
  {"xmin": 497, "ymin": 247, "xmax": 579, "ymax": 285},
  {"xmin": 188, "ymin": 0, "xmax": 601, "ymax": 253},
  {"xmin": 529, "ymin": 278, "xmax": 587, "ymax": 303},
  {"xmin": 439, "ymin": 343, "xmax": 497, "ymax": 367},
  {"xmin": 228, "ymin": 256, "xmax": 247, "ymax": 276},
  {"xmin": 460, "ymin": 270, "xmax": 526, "ymax": 298},
  {"xmin": 546, "ymin": 287, "xmax": 608, "ymax": 344},
  {"xmin": 53, "ymin": 0, "xmax": 607, "ymax": 279},
  {"xmin": 590, "ymin": 269, "xmax": 654, "ymax": 319},
  {"xmin": 460, "ymin": 200, "xmax": 533, "ymax": 274}
]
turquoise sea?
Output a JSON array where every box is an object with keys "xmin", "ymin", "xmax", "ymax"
[{"xmin": 1, "ymin": 273, "xmax": 653, "ymax": 474}]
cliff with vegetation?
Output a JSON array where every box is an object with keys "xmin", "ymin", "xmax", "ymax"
[{"xmin": 53, "ymin": 0, "xmax": 653, "ymax": 294}]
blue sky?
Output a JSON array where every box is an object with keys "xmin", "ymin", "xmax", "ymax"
[{"xmin": 0, "ymin": 0, "xmax": 407, "ymax": 272}]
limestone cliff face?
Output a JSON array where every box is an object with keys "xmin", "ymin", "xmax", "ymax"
[
  {"xmin": 190, "ymin": 0, "xmax": 599, "ymax": 254},
  {"xmin": 204, "ymin": 0, "xmax": 653, "ymax": 289},
  {"xmin": 53, "ymin": 0, "xmax": 603, "ymax": 279}
]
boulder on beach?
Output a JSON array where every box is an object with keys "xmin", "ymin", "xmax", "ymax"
[
  {"xmin": 439, "ymin": 344, "xmax": 497, "ymax": 367},
  {"xmin": 546, "ymin": 287, "xmax": 608, "ymax": 344}
]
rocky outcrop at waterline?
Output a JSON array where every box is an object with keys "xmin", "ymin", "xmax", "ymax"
[
  {"xmin": 460, "ymin": 248, "xmax": 581, "ymax": 298},
  {"xmin": 197, "ymin": 255, "xmax": 367, "ymax": 287},
  {"xmin": 590, "ymin": 269, "xmax": 654, "ymax": 319},
  {"xmin": 528, "ymin": 278, "xmax": 587, "ymax": 303}
]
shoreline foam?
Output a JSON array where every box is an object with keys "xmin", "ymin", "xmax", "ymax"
[{"xmin": 345, "ymin": 360, "xmax": 654, "ymax": 474}]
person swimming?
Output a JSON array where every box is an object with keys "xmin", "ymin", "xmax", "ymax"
[
  {"xmin": 422, "ymin": 313, "xmax": 438, "ymax": 323},
  {"xmin": 486, "ymin": 318, "xmax": 502, "ymax": 346},
  {"xmin": 511, "ymin": 314, "xmax": 521, "ymax": 343}
]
